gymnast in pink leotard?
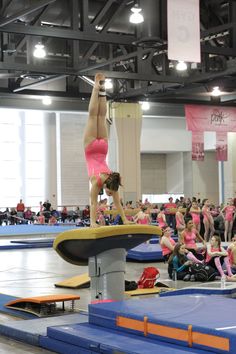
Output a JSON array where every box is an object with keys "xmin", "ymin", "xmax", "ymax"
[
  {"xmin": 221, "ymin": 199, "xmax": 236, "ymax": 242},
  {"xmin": 133, "ymin": 207, "xmax": 151, "ymax": 225},
  {"xmin": 190, "ymin": 201, "xmax": 201, "ymax": 232},
  {"xmin": 201, "ymin": 199, "xmax": 215, "ymax": 242},
  {"xmin": 83, "ymin": 74, "xmax": 132, "ymax": 228}
]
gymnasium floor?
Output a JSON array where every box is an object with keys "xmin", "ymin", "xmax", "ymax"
[{"xmin": 0, "ymin": 245, "xmax": 214, "ymax": 353}]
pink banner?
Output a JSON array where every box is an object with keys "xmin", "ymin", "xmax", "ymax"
[
  {"xmin": 192, "ymin": 131, "xmax": 204, "ymax": 161},
  {"xmin": 185, "ymin": 105, "xmax": 236, "ymax": 132},
  {"xmin": 167, "ymin": 0, "xmax": 200, "ymax": 63},
  {"xmin": 216, "ymin": 132, "xmax": 228, "ymax": 161}
]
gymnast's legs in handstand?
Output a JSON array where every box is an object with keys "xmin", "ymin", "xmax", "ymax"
[{"xmin": 83, "ymin": 73, "xmax": 107, "ymax": 149}]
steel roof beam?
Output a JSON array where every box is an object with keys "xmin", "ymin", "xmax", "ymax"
[
  {"xmin": 13, "ymin": 75, "xmax": 68, "ymax": 92},
  {"xmin": 0, "ymin": 23, "xmax": 136, "ymax": 45},
  {"xmin": 0, "ymin": 0, "xmax": 56, "ymax": 27}
]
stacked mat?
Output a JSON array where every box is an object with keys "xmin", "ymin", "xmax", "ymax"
[
  {"xmin": 39, "ymin": 295, "xmax": 236, "ymax": 354},
  {"xmin": 127, "ymin": 242, "xmax": 163, "ymax": 261}
]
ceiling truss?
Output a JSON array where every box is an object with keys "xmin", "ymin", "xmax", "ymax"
[{"xmin": 0, "ymin": 0, "xmax": 235, "ymax": 105}]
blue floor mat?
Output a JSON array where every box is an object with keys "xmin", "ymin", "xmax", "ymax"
[
  {"xmin": 41, "ymin": 322, "xmax": 215, "ymax": 354},
  {"xmin": 127, "ymin": 242, "xmax": 163, "ymax": 261},
  {"xmin": 0, "ymin": 313, "xmax": 88, "ymax": 347},
  {"xmin": 0, "ymin": 224, "xmax": 77, "ymax": 236},
  {"xmin": 159, "ymin": 283, "xmax": 236, "ymax": 297}
]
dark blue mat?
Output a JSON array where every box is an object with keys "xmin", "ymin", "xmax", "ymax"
[
  {"xmin": 11, "ymin": 239, "xmax": 53, "ymax": 244},
  {"xmin": 40, "ymin": 336, "xmax": 93, "ymax": 354},
  {"xmin": 0, "ymin": 294, "xmax": 35, "ymax": 319},
  {"xmin": 159, "ymin": 284, "xmax": 236, "ymax": 297},
  {"xmin": 0, "ymin": 241, "xmax": 53, "ymax": 250},
  {"xmin": 127, "ymin": 243, "xmax": 163, "ymax": 261},
  {"xmin": 0, "ymin": 313, "xmax": 88, "ymax": 347},
  {"xmin": 89, "ymin": 295, "xmax": 236, "ymax": 353},
  {"xmin": 42, "ymin": 322, "xmax": 214, "ymax": 354}
]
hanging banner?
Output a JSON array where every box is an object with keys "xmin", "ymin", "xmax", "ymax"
[
  {"xmin": 192, "ymin": 131, "xmax": 204, "ymax": 161},
  {"xmin": 216, "ymin": 132, "xmax": 228, "ymax": 161},
  {"xmin": 167, "ymin": 0, "xmax": 201, "ymax": 63},
  {"xmin": 185, "ymin": 104, "xmax": 236, "ymax": 132}
]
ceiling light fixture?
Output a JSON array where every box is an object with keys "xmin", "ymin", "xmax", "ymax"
[
  {"xmin": 42, "ymin": 96, "xmax": 52, "ymax": 105},
  {"xmin": 105, "ymin": 79, "xmax": 113, "ymax": 90},
  {"xmin": 33, "ymin": 43, "xmax": 46, "ymax": 58},
  {"xmin": 211, "ymin": 86, "xmax": 221, "ymax": 97},
  {"xmin": 140, "ymin": 101, "xmax": 150, "ymax": 111},
  {"xmin": 129, "ymin": 4, "xmax": 144, "ymax": 24},
  {"xmin": 176, "ymin": 61, "xmax": 187, "ymax": 71}
]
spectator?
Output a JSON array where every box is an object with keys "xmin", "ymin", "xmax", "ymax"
[
  {"xmin": 160, "ymin": 227, "xmax": 176, "ymax": 261},
  {"xmin": 24, "ymin": 207, "xmax": 34, "ymax": 223},
  {"xmin": 164, "ymin": 197, "xmax": 177, "ymax": 229},
  {"xmin": 16, "ymin": 199, "xmax": 25, "ymax": 213},
  {"xmin": 61, "ymin": 206, "xmax": 68, "ymax": 223}
]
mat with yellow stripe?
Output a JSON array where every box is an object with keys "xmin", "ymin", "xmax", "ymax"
[{"xmin": 89, "ymin": 295, "xmax": 236, "ymax": 353}]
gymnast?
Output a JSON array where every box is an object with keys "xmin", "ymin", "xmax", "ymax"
[{"xmin": 84, "ymin": 73, "xmax": 132, "ymax": 228}]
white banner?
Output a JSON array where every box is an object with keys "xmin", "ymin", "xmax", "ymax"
[{"xmin": 167, "ymin": 0, "xmax": 201, "ymax": 63}]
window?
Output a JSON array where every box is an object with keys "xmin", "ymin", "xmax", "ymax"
[{"xmin": 0, "ymin": 109, "xmax": 45, "ymax": 209}]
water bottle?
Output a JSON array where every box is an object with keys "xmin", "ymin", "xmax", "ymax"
[
  {"xmin": 172, "ymin": 269, "xmax": 177, "ymax": 282},
  {"xmin": 221, "ymin": 275, "xmax": 226, "ymax": 289}
]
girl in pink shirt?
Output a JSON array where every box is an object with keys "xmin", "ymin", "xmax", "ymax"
[
  {"xmin": 190, "ymin": 201, "xmax": 201, "ymax": 232},
  {"xmin": 134, "ymin": 207, "xmax": 151, "ymax": 225},
  {"xmin": 156, "ymin": 206, "xmax": 167, "ymax": 228},
  {"xmin": 227, "ymin": 235, "xmax": 236, "ymax": 270},
  {"xmin": 175, "ymin": 206, "xmax": 185, "ymax": 240},
  {"xmin": 221, "ymin": 199, "xmax": 236, "ymax": 242},
  {"xmin": 160, "ymin": 227, "xmax": 176, "ymax": 261},
  {"xmin": 202, "ymin": 199, "xmax": 215, "ymax": 242},
  {"xmin": 84, "ymin": 73, "xmax": 131, "ymax": 228},
  {"xmin": 206, "ymin": 235, "xmax": 233, "ymax": 278},
  {"xmin": 180, "ymin": 219, "xmax": 206, "ymax": 260}
]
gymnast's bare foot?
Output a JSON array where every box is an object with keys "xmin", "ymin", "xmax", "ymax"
[{"xmin": 94, "ymin": 73, "xmax": 105, "ymax": 91}]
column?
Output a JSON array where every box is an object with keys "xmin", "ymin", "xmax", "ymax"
[
  {"xmin": 110, "ymin": 102, "xmax": 142, "ymax": 204},
  {"xmin": 224, "ymin": 132, "xmax": 236, "ymax": 200},
  {"xmin": 44, "ymin": 112, "xmax": 57, "ymax": 208}
]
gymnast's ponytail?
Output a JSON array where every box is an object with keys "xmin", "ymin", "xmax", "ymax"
[{"xmin": 105, "ymin": 172, "xmax": 122, "ymax": 191}]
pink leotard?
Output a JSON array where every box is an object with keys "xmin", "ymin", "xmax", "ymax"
[
  {"xmin": 85, "ymin": 139, "xmax": 111, "ymax": 188},
  {"xmin": 176, "ymin": 212, "xmax": 184, "ymax": 228},
  {"xmin": 183, "ymin": 229, "xmax": 197, "ymax": 250},
  {"xmin": 161, "ymin": 237, "xmax": 176, "ymax": 256},
  {"xmin": 190, "ymin": 212, "xmax": 200, "ymax": 225},
  {"xmin": 205, "ymin": 246, "xmax": 220, "ymax": 263},
  {"xmin": 224, "ymin": 206, "xmax": 235, "ymax": 222},
  {"xmin": 137, "ymin": 217, "xmax": 149, "ymax": 225},
  {"xmin": 202, "ymin": 207, "xmax": 212, "ymax": 222},
  {"xmin": 157, "ymin": 215, "xmax": 166, "ymax": 228}
]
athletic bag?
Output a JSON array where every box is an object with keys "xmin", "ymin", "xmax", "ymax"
[
  {"xmin": 190, "ymin": 263, "xmax": 217, "ymax": 282},
  {"xmin": 137, "ymin": 267, "xmax": 160, "ymax": 288}
]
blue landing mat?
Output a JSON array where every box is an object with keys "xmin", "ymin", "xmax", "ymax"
[
  {"xmin": 0, "ymin": 224, "xmax": 77, "ymax": 236},
  {"xmin": 41, "ymin": 322, "xmax": 214, "ymax": 354},
  {"xmin": 159, "ymin": 283, "xmax": 236, "ymax": 297},
  {"xmin": 0, "ymin": 240, "xmax": 53, "ymax": 250},
  {"xmin": 127, "ymin": 242, "xmax": 163, "ymax": 261},
  {"xmin": 89, "ymin": 295, "xmax": 236, "ymax": 353},
  {"xmin": 0, "ymin": 313, "xmax": 88, "ymax": 347}
]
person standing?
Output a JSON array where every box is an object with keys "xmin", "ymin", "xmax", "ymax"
[{"xmin": 164, "ymin": 197, "xmax": 177, "ymax": 229}]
